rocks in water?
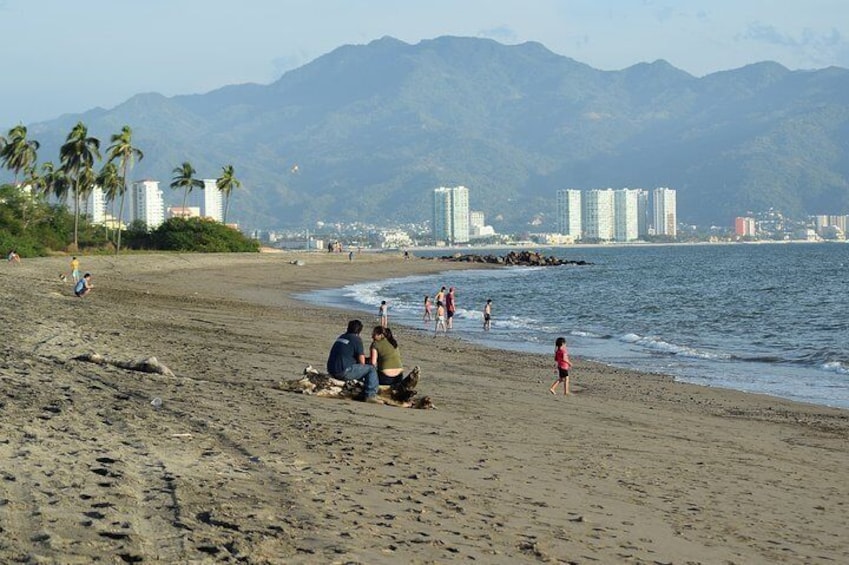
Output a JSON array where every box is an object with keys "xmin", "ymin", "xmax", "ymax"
[{"xmin": 440, "ymin": 250, "xmax": 589, "ymax": 266}]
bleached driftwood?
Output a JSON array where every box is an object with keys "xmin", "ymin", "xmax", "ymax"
[
  {"xmin": 280, "ymin": 365, "xmax": 434, "ymax": 409},
  {"xmin": 73, "ymin": 352, "xmax": 175, "ymax": 377}
]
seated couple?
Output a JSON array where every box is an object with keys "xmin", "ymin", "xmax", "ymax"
[{"xmin": 326, "ymin": 320, "xmax": 406, "ymax": 403}]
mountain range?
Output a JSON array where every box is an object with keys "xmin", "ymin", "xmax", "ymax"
[{"xmin": 23, "ymin": 36, "xmax": 849, "ymax": 231}]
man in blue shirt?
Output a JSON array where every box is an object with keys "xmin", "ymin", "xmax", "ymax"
[{"xmin": 326, "ymin": 319, "xmax": 380, "ymax": 403}]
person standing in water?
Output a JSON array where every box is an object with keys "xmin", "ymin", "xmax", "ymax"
[
  {"xmin": 423, "ymin": 295, "xmax": 432, "ymax": 324},
  {"xmin": 434, "ymin": 301, "xmax": 447, "ymax": 336},
  {"xmin": 483, "ymin": 299, "xmax": 492, "ymax": 331},
  {"xmin": 445, "ymin": 287, "xmax": 456, "ymax": 330},
  {"xmin": 378, "ymin": 300, "xmax": 388, "ymax": 327}
]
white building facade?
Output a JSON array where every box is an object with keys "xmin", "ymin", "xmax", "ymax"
[
  {"xmin": 556, "ymin": 189, "xmax": 582, "ymax": 240},
  {"xmin": 583, "ymin": 188, "xmax": 615, "ymax": 241},
  {"xmin": 198, "ymin": 179, "xmax": 224, "ymax": 222},
  {"xmin": 614, "ymin": 188, "xmax": 640, "ymax": 242},
  {"xmin": 84, "ymin": 186, "xmax": 107, "ymax": 225},
  {"xmin": 653, "ymin": 187, "xmax": 677, "ymax": 238},
  {"xmin": 432, "ymin": 185, "xmax": 470, "ymax": 244},
  {"xmin": 131, "ymin": 180, "xmax": 166, "ymax": 229}
]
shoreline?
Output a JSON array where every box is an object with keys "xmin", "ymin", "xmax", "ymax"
[
  {"xmin": 1, "ymin": 252, "xmax": 847, "ymax": 562},
  {"xmin": 298, "ymin": 253, "xmax": 849, "ymax": 412}
]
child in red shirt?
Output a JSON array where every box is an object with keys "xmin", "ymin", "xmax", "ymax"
[{"xmin": 549, "ymin": 337, "xmax": 572, "ymax": 395}]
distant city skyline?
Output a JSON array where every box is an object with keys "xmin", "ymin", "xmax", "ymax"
[
  {"xmin": 2, "ymin": 1, "xmax": 848, "ymax": 127},
  {"xmin": 556, "ymin": 187, "xmax": 677, "ymax": 242}
]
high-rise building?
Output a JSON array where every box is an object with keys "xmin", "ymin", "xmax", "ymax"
[
  {"xmin": 653, "ymin": 187, "xmax": 677, "ymax": 238},
  {"xmin": 84, "ymin": 186, "xmax": 107, "ymax": 225},
  {"xmin": 131, "ymin": 180, "xmax": 165, "ymax": 229},
  {"xmin": 735, "ymin": 216, "xmax": 757, "ymax": 236},
  {"xmin": 614, "ymin": 188, "xmax": 640, "ymax": 242},
  {"xmin": 636, "ymin": 189, "xmax": 650, "ymax": 238},
  {"xmin": 469, "ymin": 210, "xmax": 485, "ymax": 229},
  {"xmin": 555, "ymin": 189, "xmax": 582, "ymax": 239},
  {"xmin": 197, "ymin": 179, "xmax": 224, "ymax": 222},
  {"xmin": 583, "ymin": 189, "xmax": 615, "ymax": 241},
  {"xmin": 432, "ymin": 186, "xmax": 470, "ymax": 244}
]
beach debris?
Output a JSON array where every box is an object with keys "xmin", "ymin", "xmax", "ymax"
[
  {"xmin": 72, "ymin": 352, "xmax": 175, "ymax": 377},
  {"xmin": 150, "ymin": 397, "xmax": 163, "ymax": 408},
  {"xmin": 280, "ymin": 365, "xmax": 434, "ymax": 409}
]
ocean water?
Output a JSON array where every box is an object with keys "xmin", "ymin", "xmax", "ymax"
[{"xmin": 299, "ymin": 243, "xmax": 849, "ymax": 410}]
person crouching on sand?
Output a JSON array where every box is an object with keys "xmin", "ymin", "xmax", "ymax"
[
  {"xmin": 74, "ymin": 272, "xmax": 93, "ymax": 298},
  {"xmin": 549, "ymin": 337, "xmax": 572, "ymax": 395}
]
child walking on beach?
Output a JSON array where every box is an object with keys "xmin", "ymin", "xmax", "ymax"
[{"xmin": 549, "ymin": 337, "xmax": 572, "ymax": 395}]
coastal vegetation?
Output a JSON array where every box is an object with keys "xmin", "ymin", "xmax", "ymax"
[{"xmin": 0, "ymin": 123, "xmax": 256, "ymax": 256}]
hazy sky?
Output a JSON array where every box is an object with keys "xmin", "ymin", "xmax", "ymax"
[{"xmin": 2, "ymin": 0, "xmax": 847, "ymax": 127}]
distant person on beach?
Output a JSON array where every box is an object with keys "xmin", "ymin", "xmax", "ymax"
[
  {"xmin": 326, "ymin": 319, "xmax": 380, "ymax": 403},
  {"xmin": 378, "ymin": 300, "xmax": 388, "ymax": 327},
  {"xmin": 348, "ymin": 250, "xmax": 354, "ymax": 261},
  {"xmin": 483, "ymin": 299, "xmax": 492, "ymax": 331},
  {"xmin": 7, "ymin": 250, "xmax": 21, "ymax": 264},
  {"xmin": 70, "ymin": 256, "xmax": 81, "ymax": 282},
  {"xmin": 434, "ymin": 302, "xmax": 447, "ymax": 336},
  {"xmin": 445, "ymin": 287, "xmax": 456, "ymax": 329},
  {"xmin": 74, "ymin": 272, "xmax": 93, "ymax": 298},
  {"xmin": 549, "ymin": 337, "xmax": 573, "ymax": 395},
  {"xmin": 435, "ymin": 286, "xmax": 446, "ymax": 307},
  {"xmin": 369, "ymin": 326, "xmax": 405, "ymax": 388},
  {"xmin": 423, "ymin": 295, "xmax": 432, "ymax": 324}
]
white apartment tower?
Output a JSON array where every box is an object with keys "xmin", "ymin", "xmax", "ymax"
[
  {"xmin": 197, "ymin": 179, "xmax": 224, "ymax": 222},
  {"xmin": 653, "ymin": 187, "xmax": 677, "ymax": 238},
  {"xmin": 469, "ymin": 210, "xmax": 485, "ymax": 230},
  {"xmin": 84, "ymin": 186, "xmax": 107, "ymax": 225},
  {"xmin": 432, "ymin": 186, "xmax": 470, "ymax": 244},
  {"xmin": 131, "ymin": 180, "xmax": 166, "ymax": 229},
  {"xmin": 583, "ymin": 189, "xmax": 615, "ymax": 241},
  {"xmin": 555, "ymin": 189, "xmax": 582, "ymax": 239},
  {"xmin": 614, "ymin": 188, "xmax": 640, "ymax": 242},
  {"xmin": 636, "ymin": 189, "xmax": 650, "ymax": 238}
]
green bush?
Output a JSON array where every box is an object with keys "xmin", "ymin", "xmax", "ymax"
[{"xmin": 151, "ymin": 217, "xmax": 260, "ymax": 252}]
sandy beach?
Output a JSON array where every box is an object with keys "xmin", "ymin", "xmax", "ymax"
[{"xmin": 1, "ymin": 251, "xmax": 847, "ymax": 564}]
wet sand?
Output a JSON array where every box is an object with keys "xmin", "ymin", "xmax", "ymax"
[{"xmin": 1, "ymin": 251, "xmax": 847, "ymax": 563}]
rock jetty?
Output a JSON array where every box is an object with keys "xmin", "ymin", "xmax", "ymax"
[{"xmin": 439, "ymin": 250, "xmax": 590, "ymax": 266}]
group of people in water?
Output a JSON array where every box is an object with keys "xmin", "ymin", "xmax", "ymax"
[{"xmin": 421, "ymin": 286, "xmax": 493, "ymax": 335}]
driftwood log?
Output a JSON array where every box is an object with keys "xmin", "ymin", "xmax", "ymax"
[
  {"xmin": 280, "ymin": 365, "xmax": 434, "ymax": 409},
  {"xmin": 72, "ymin": 352, "xmax": 175, "ymax": 377}
]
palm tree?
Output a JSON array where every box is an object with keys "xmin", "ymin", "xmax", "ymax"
[
  {"xmin": 170, "ymin": 161, "xmax": 203, "ymax": 215},
  {"xmin": 36, "ymin": 161, "xmax": 69, "ymax": 202},
  {"xmin": 0, "ymin": 125, "xmax": 40, "ymax": 185},
  {"xmin": 60, "ymin": 121, "xmax": 101, "ymax": 249},
  {"xmin": 216, "ymin": 164, "xmax": 241, "ymax": 224},
  {"xmin": 106, "ymin": 126, "xmax": 143, "ymax": 254},
  {"xmin": 96, "ymin": 161, "xmax": 122, "ymax": 241}
]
